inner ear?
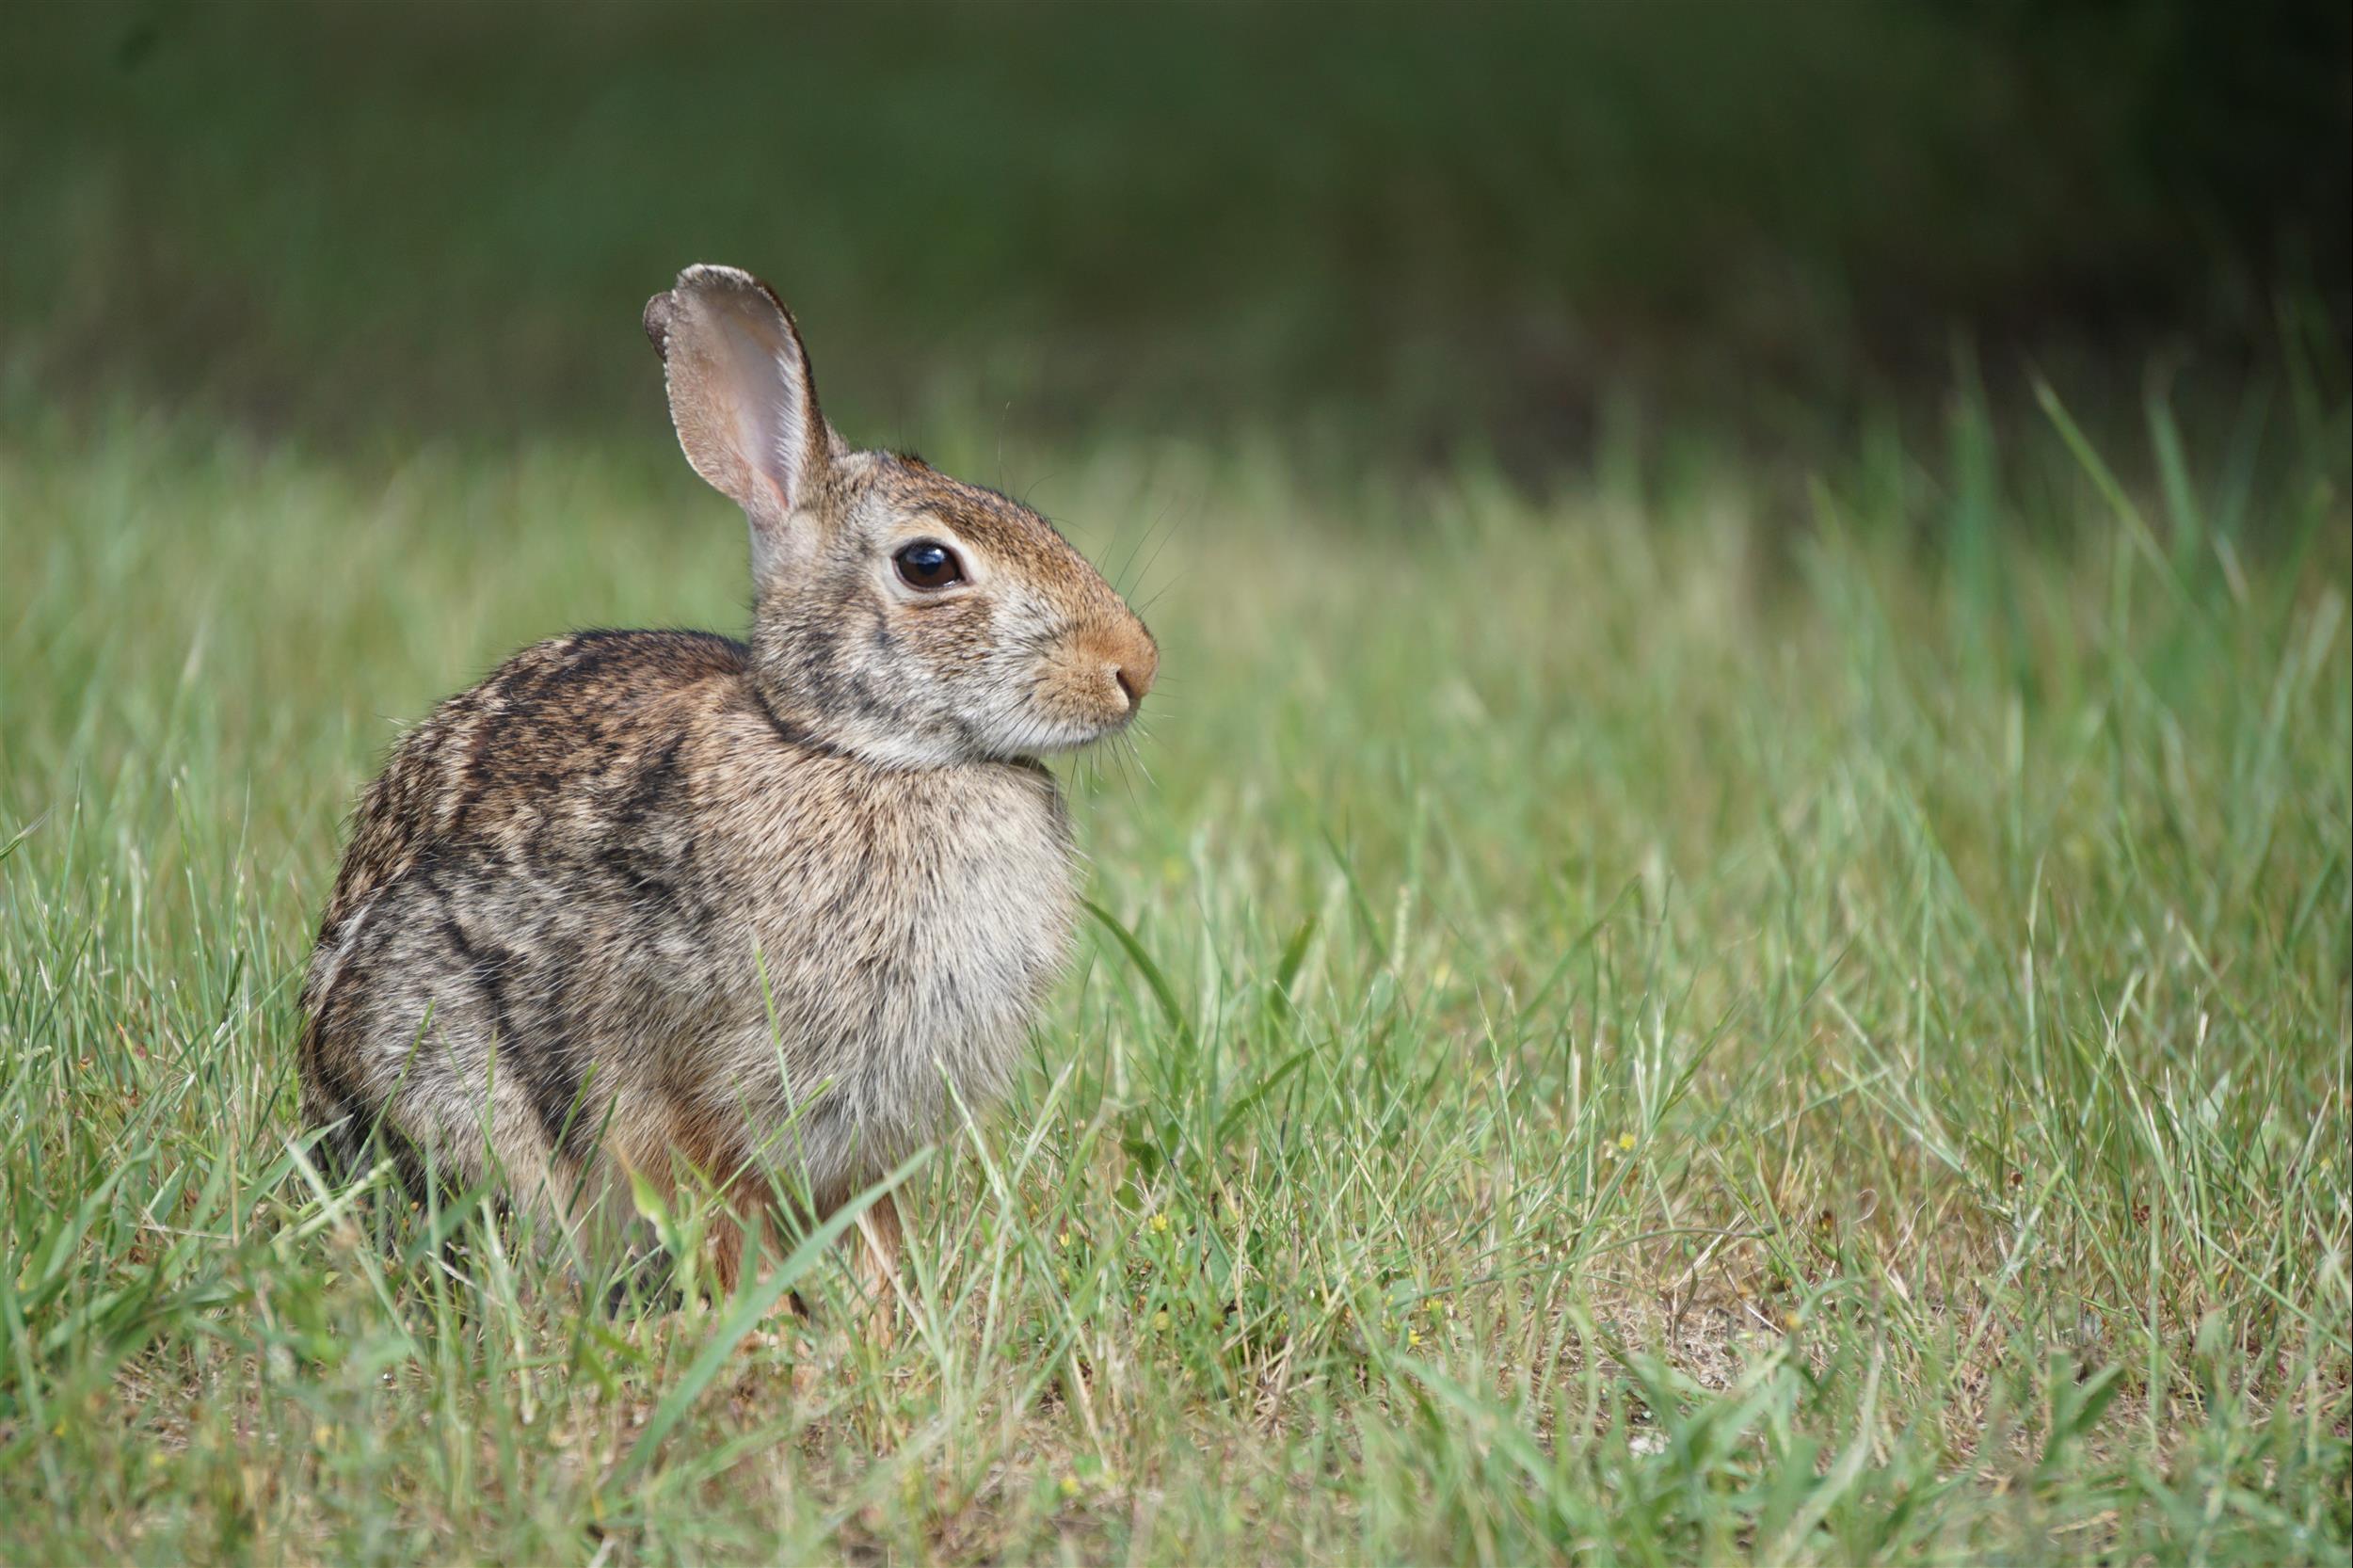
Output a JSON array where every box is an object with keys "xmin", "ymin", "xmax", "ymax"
[{"xmin": 644, "ymin": 264, "xmax": 833, "ymax": 540}]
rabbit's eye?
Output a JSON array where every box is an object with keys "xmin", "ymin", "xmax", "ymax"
[{"xmin": 893, "ymin": 540, "xmax": 965, "ymax": 591}]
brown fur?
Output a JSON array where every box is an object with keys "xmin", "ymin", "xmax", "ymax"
[{"xmin": 298, "ymin": 266, "xmax": 1155, "ymax": 1318}]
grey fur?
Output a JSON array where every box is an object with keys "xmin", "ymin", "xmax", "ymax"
[{"xmin": 298, "ymin": 266, "xmax": 1156, "ymax": 1293}]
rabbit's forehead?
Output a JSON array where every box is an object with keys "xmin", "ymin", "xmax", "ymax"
[{"xmin": 851, "ymin": 456, "xmax": 1081, "ymax": 573}]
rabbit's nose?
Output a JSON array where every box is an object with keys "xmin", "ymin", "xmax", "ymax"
[{"xmin": 1112, "ymin": 636, "xmax": 1158, "ymax": 710}]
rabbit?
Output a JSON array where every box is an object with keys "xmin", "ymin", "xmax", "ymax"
[{"xmin": 296, "ymin": 264, "xmax": 1157, "ymax": 1323}]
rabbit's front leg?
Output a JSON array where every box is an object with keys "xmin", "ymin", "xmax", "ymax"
[{"xmin": 850, "ymin": 1192, "xmax": 904, "ymax": 1349}]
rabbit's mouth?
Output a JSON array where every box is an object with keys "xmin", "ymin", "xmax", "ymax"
[{"xmin": 977, "ymin": 698, "xmax": 1145, "ymax": 763}]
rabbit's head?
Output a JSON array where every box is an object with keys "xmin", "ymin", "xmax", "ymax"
[{"xmin": 644, "ymin": 264, "xmax": 1157, "ymax": 768}]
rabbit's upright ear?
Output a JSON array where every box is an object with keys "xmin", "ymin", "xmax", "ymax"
[{"xmin": 644, "ymin": 265, "xmax": 835, "ymax": 572}]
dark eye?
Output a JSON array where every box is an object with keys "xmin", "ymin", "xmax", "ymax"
[{"xmin": 893, "ymin": 539, "xmax": 965, "ymax": 591}]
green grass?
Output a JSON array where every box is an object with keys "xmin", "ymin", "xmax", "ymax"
[{"xmin": 3, "ymin": 380, "xmax": 2348, "ymax": 1563}]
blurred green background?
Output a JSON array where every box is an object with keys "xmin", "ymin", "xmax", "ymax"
[{"xmin": 6, "ymin": 0, "xmax": 2347, "ymax": 474}]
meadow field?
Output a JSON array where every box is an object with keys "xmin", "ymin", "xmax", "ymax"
[
  {"xmin": 4, "ymin": 364, "xmax": 2347, "ymax": 1562},
  {"xmin": 5, "ymin": 2, "xmax": 2350, "ymax": 1562}
]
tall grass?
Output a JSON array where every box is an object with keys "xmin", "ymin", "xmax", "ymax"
[{"xmin": 2, "ymin": 380, "xmax": 2347, "ymax": 1561}]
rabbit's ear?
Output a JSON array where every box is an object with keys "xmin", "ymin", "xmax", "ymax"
[{"xmin": 644, "ymin": 265, "xmax": 834, "ymax": 570}]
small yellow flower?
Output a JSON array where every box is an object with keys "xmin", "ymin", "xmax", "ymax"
[
  {"xmin": 1408, "ymin": 1329, "xmax": 1423, "ymax": 1347},
  {"xmin": 1148, "ymin": 1212, "xmax": 1170, "ymax": 1235},
  {"xmin": 1056, "ymin": 1230, "xmax": 1071, "ymax": 1249},
  {"xmin": 1617, "ymin": 1133, "xmax": 1637, "ymax": 1153},
  {"xmin": 1059, "ymin": 1474, "xmax": 1080, "ymax": 1497}
]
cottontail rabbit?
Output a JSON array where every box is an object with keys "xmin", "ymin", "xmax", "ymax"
[{"xmin": 297, "ymin": 264, "xmax": 1156, "ymax": 1319}]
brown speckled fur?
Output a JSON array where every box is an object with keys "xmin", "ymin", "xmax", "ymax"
[{"xmin": 297, "ymin": 265, "xmax": 1156, "ymax": 1304}]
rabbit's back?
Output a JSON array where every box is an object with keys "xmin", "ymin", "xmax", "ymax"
[{"xmin": 298, "ymin": 629, "xmax": 1078, "ymax": 1208}]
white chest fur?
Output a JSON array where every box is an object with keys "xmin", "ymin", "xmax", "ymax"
[{"xmin": 705, "ymin": 751, "xmax": 1079, "ymax": 1180}]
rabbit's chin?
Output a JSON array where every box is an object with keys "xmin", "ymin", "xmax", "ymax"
[
  {"xmin": 822, "ymin": 705, "xmax": 1134, "ymax": 769},
  {"xmin": 965, "ymin": 709, "xmax": 1139, "ymax": 764}
]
